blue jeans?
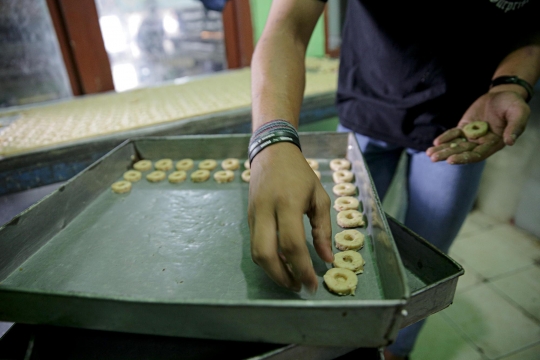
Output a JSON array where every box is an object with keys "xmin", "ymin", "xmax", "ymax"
[{"xmin": 338, "ymin": 125, "xmax": 485, "ymax": 356}]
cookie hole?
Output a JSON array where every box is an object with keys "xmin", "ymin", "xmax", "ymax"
[
  {"xmin": 344, "ymin": 234, "xmax": 353, "ymax": 241},
  {"xmin": 346, "ymin": 214, "xmax": 353, "ymax": 219},
  {"xmin": 472, "ymin": 126, "xmax": 478, "ymax": 130},
  {"xmin": 343, "ymin": 200, "xmax": 350, "ymax": 204},
  {"xmin": 343, "ymin": 256, "xmax": 353, "ymax": 263},
  {"xmin": 334, "ymin": 274, "xmax": 347, "ymax": 283}
]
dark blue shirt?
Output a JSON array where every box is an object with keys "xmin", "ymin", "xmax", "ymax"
[{"xmin": 322, "ymin": 0, "xmax": 539, "ymax": 150}]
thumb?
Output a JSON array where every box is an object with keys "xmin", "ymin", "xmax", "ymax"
[{"xmin": 503, "ymin": 101, "xmax": 530, "ymax": 146}]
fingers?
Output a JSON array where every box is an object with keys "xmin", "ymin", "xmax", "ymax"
[
  {"xmin": 307, "ymin": 187, "xmax": 334, "ymax": 263},
  {"xmin": 470, "ymin": 134, "xmax": 504, "ymax": 157},
  {"xmin": 474, "ymin": 90, "xmax": 529, "ymax": 146},
  {"xmin": 427, "ymin": 138, "xmax": 476, "ymax": 162},
  {"xmin": 432, "ymin": 128, "xmax": 464, "ymax": 146},
  {"xmin": 276, "ymin": 206, "xmax": 319, "ymax": 293},
  {"xmin": 446, "ymin": 133, "xmax": 504, "ymax": 164},
  {"xmin": 502, "ymin": 101, "xmax": 530, "ymax": 146},
  {"xmin": 250, "ymin": 208, "xmax": 301, "ymax": 292},
  {"xmin": 248, "ymin": 146, "xmax": 330, "ymax": 294},
  {"xmin": 446, "ymin": 150, "xmax": 483, "ymax": 165}
]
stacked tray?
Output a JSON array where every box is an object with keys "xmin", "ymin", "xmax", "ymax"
[{"xmin": 0, "ymin": 133, "xmax": 462, "ymax": 347}]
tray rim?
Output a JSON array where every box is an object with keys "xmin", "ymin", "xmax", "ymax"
[
  {"xmin": 386, "ymin": 214, "xmax": 464, "ymax": 296},
  {"xmin": 0, "ymin": 133, "xmax": 410, "ymax": 306},
  {"xmin": 0, "ymin": 285, "xmax": 406, "ymax": 307}
]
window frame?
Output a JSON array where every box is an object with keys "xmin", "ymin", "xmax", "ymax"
[{"xmin": 45, "ymin": 0, "xmax": 254, "ymax": 95}]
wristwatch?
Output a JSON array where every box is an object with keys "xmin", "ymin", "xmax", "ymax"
[{"xmin": 490, "ymin": 75, "xmax": 534, "ymax": 103}]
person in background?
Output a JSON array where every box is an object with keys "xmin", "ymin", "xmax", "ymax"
[{"xmin": 248, "ymin": 0, "xmax": 540, "ymax": 359}]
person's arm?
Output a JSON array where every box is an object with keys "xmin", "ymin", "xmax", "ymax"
[
  {"xmin": 427, "ymin": 42, "xmax": 540, "ymax": 164},
  {"xmin": 251, "ymin": 0, "xmax": 325, "ymax": 128},
  {"xmin": 249, "ymin": 0, "xmax": 333, "ymax": 293}
]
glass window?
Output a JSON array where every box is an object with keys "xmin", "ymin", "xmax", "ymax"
[
  {"xmin": 95, "ymin": 0, "xmax": 227, "ymax": 92},
  {"xmin": 0, "ymin": 0, "xmax": 72, "ymax": 108}
]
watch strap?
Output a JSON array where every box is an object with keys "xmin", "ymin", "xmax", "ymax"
[{"xmin": 491, "ymin": 76, "xmax": 534, "ymax": 103}]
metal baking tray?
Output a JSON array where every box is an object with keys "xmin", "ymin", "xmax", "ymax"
[{"xmin": 0, "ymin": 133, "xmax": 433, "ymax": 347}]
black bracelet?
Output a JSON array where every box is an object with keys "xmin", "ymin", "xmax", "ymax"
[
  {"xmin": 491, "ymin": 76, "xmax": 534, "ymax": 103},
  {"xmin": 248, "ymin": 129, "xmax": 300, "ymax": 153},
  {"xmin": 249, "ymin": 120, "xmax": 302, "ymax": 165},
  {"xmin": 252, "ymin": 119, "xmax": 293, "ymax": 137},
  {"xmin": 248, "ymin": 133, "xmax": 302, "ymax": 165}
]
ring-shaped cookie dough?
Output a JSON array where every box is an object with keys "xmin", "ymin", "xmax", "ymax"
[
  {"xmin": 111, "ymin": 180, "xmax": 132, "ymax": 194},
  {"xmin": 221, "ymin": 158, "xmax": 240, "ymax": 170},
  {"xmin": 323, "ymin": 268, "xmax": 358, "ymax": 296},
  {"xmin": 334, "ymin": 196, "xmax": 360, "ymax": 211},
  {"xmin": 244, "ymin": 159, "xmax": 250, "ymax": 169},
  {"xmin": 191, "ymin": 169, "xmax": 211, "ymax": 182},
  {"xmin": 123, "ymin": 170, "xmax": 142, "ymax": 182},
  {"xmin": 146, "ymin": 170, "xmax": 167, "ymax": 182},
  {"xmin": 241, "ymin": 169, "xmax": 250, "ymax": 182},
  {"xmin": 463, "ymin": 121, "xmax": 488, "ymax": 140},
  {"xmin": 199, "ymin": 159, "xmax": 218, "ymax": 170},
  {"xmin": 155, "ymin": 159, "xmax": 173, "ymax": 171},
  {"xmin": 330, "ymin": 158, "xmax": 351, "ymax": 171},
  {"xmin": 306, "ymin": 158, "xmax": 319, "ymax": 170},
  {"xmin": 333, "ymin": 170, "xmax": 354, "ymax": 184},
  {"xmin": 333, "ymin": 183, "xmax": 357, "ymax": 196},
  {"xmin": 168, "ymin": 170, "xmax": 187, "ymax": 183},
  {"xmin": 176, "ymin": 158, "xmax": 194, "ymax": 171},
  {"xmin": 335, "ymin": 229, "xmax": 365, "ymax": 251},
  {"xmin": 133, "ymin": 160, "xmax": 152, "ymax": 172},
  {"xmin": 214, "ymin": 170, "xmax": 234, "ymax": 183},
  {"xmin": 333, "ymin": 250, "xmax": 365, "ymax": 274},
  {"xmin": 337, "ymin": 210, "xmax": 365, "ymax": 228}
]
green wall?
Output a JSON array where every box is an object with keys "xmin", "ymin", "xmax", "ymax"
[{"xmin": 249, "ymin": 1, "xmax": 326, "ymax": 58}]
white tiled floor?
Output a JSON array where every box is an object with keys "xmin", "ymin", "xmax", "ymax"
[{"xmin": 411, "ymin": 210, "xmax": 540, "ymax": 360}]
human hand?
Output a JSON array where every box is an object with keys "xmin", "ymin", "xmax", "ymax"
[
  {"xmin": 248, "ymin": 142, "xmax": 333, "ymax": 293},
  {"xmin": 426, "ymin": 90, "xmax": 530, "ymax": 164}
]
